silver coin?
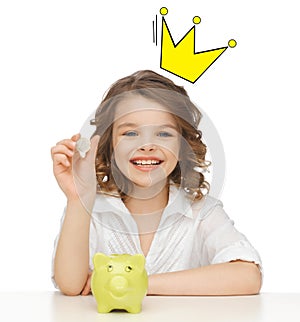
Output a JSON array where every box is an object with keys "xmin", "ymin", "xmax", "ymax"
[{"xmin": 76, "ymin": 137, "xmax": 91, "ymax": 158}]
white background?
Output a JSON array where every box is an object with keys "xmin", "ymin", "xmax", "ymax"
[{"xmin": 0, "ymin": 0, "xmax": 299, "ymax": 292}]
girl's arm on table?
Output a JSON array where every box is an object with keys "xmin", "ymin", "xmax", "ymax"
[
  {"xmin": 54, "ymin": 199, "xmax": 91, "ymax": 296},
  {"xmin": 147, "ymin": 260, "xmax": 262, "ymax": 296},
  {"xmin": 51, "ymin": 135, "xmax": 99, "ymax": 296}
]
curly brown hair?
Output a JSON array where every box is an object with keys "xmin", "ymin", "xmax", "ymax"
[{"xmin": 90, "ymin": 70, "xmax": 210, "ymax": 201}]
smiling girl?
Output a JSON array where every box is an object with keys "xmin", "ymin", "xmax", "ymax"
[{"xmin": 51, "ymin": 70, "xmax": 262, "ymax": 296}]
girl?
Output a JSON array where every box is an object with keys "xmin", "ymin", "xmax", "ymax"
[{"xmin": 51, "ymin": 70, "xmax": 262, "ymax": 296}]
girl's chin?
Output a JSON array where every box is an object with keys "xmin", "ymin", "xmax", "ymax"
[
  {"xmin": 126, "ymin": 180, "xmax": 167, "ymax": 199},
  {"xmin": 127, "ymin": 174, "xmax": 168, "ymax": 189},
  {"xmin": 130, "ymin": 178, "xmax": 167, "ymax": 189}
]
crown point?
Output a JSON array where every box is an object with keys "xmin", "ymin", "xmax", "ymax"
[
  {"xmin": 160, "ymin": 7, "xmax": 168, "ymax": 16},
  {"xmin": 228, "ymin": 39, "xmax": 237, "ymax": 48},
  {"xmin": 193, "ymin": 16, "xmax": 201, "ymax": 24}
]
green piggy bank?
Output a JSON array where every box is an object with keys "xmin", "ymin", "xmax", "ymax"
[{"xmin": 91, "ymin": 253, "xmax": 148, "ymax": 313}]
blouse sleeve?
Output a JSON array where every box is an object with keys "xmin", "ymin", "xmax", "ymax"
[{"xmin": 197, "ymin": 201, "xmax": 262, "ymax": 270}]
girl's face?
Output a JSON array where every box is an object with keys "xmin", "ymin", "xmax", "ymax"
[{"xmin": 112, "ymin": 95, "xmax": 180, "ymax": 189}]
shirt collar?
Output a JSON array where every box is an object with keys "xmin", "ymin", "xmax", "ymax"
[
  {"xmin": 93, "ymin": 184, "xmax": 194, "ymax": 219},
  {"xmin": 162, "ymin": 184, "xmax": 194, "ymax": 219}
]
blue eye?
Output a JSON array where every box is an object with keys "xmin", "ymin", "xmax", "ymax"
[
  {"xmin": 123, "ymin": 131, "xmax": 138, "ymax": 137},
  {"xmin": 158, "ymin": 131, "xmax": 173, "ymax": 137}
]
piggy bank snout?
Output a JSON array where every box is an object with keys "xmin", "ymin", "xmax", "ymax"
[{"xmin": 109, "ymin": 275, "xmax": 129, "ymax": 296}]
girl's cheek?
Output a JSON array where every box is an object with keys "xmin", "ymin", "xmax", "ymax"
[
  {"xmin": 114, "ymin": 136, "xmax": 180, "ymax": 159},
  {"xmin": 113, "ymin": 139, "xmax": 137, "ymax": 162},
  {"xmin": 115, "ymin": 137, "xmax": 143, "ymax": 154},
  {"xmin": 156, "ymin": 139, "xmax": 180, "ymax": 156}
]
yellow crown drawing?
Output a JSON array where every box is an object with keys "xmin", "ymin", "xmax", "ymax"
[{"xmin": 158, "ymin": 7, "xmax": 236, "ymax": 83}]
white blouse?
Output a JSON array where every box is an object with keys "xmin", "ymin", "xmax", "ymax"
[{"xmin": 52, "ymin": 185, "xmax": 262, "ymax": 286}]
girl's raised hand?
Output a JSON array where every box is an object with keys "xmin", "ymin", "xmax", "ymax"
[
  {"xmin": 51, "ymin": 133, "xmax": 80, "ymax": 199},
  {"xmin": 51, "ymin": 134, "xmax": 100, "ymax": 211},
  {"xmin": 72, "ymin": 134, "xmax": 100, "ymax": 212}
]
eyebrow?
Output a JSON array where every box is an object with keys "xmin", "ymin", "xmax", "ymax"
[
  {"xmin": 116, "ymin": 122, "xmax": 178, "ymax": 130},
  {"xmin": 117, "ymin": 122, "xmax": 137, "ymax": 129}
]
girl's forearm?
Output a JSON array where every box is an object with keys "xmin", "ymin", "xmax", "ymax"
[
  {"xmin": 54, "ymin": 199, "xmax": 91, "ymax": 296},
  {"xmin": 147, "ymin": 261, "xmax": 262, "ymax": 296}
]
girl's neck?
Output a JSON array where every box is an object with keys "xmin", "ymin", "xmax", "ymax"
[{"xmin": 123, "ymin": 181, "xmax": 169, "ymax": 216}]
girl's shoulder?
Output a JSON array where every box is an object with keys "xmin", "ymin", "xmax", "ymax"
[{"xmin": 191, "ymin": 194, "xmax": 224, "ymax": 221}]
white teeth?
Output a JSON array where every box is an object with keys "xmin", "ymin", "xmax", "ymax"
[{"xmin": 132, "ymin": 160, "xmax": 161, "ymax": 165}]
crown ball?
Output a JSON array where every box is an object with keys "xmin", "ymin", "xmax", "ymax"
[
  {"xmin": 193, "ymin": 16, "xmax": 201, "ymax": 24},
  {"xmin": 228, "ymin": 39, "xmax": 237, "ymax": 48},
  {"xmin": 160, "ymin": 7, "xmax": 168, "ymax": 16}
]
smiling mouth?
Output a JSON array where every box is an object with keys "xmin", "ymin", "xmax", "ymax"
[{"xmin": 130, "ymin": 159, "xmax": 163, "ymax": 166}]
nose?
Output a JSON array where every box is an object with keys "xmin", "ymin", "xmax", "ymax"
[
  {"xmin": 139, "ymin": 143, "xmax": 157, "ymax": 152},
  {"xmin": 109, "ymin": 275, "xmax": 129, "ymax": 296}
]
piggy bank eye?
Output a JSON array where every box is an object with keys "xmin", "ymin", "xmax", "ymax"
[
  {"xmin": 125, "ymin": 265, "xmax": 132, "ymax": 272},
  {"xmin": 107, "ymin": 265, "xmax": 113, "ymax": 272}
]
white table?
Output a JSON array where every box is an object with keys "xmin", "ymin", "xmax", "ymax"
[{"xmin": 0, "ymin": 292, "xmax": 299, "ymax": 322}]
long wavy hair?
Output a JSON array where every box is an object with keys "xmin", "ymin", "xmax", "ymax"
[{"xmin": 90, "ymin": 70, "xmax": 210, "ymax": 201}]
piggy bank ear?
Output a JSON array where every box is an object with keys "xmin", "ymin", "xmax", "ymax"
[
  {"xmin": 132, "ymin": 254, "xmax": 146, "ymax": 268},
  {"xmin": 93, "ymin": 253, "xmax": 110, "ymax": 270}
]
